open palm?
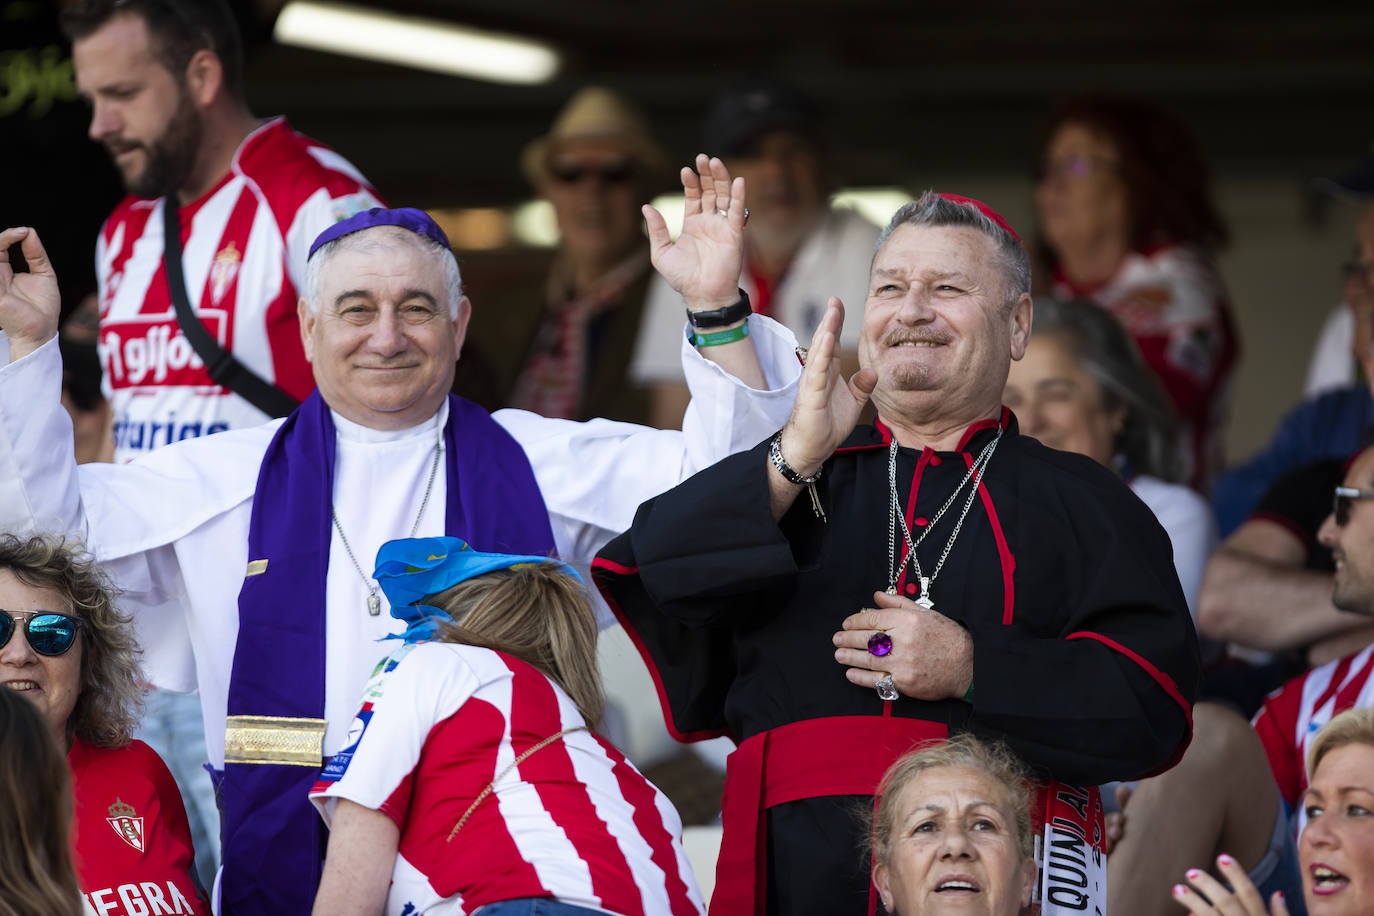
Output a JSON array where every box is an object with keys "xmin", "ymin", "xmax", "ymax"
[{"xmin": 643, "ymin": 154, "xmax": 746, "ymax": 309}]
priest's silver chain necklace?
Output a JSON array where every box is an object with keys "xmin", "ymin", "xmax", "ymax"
[
  {"xmin": 886, "ymin": 427, "xmax": 1003, "ymax": 609},
  {"xmin": 332, "ymin": 432, "xmax": 443, "ymax": 616}
]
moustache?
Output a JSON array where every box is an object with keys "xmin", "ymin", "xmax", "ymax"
[
  {"xmin": 357, "ymin": 360, "xmax": 420, "ymax": 370},
  {"xmin": 104, "ymin": 139, "xmax": 144, "ymax": 157},
  {"xmin": 882, "ymin": 331, "xmax": 952, "ymax": 348}
]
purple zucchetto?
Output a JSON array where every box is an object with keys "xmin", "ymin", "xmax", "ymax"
[{"xmin": 307, "ymin": 207, "xmax": 452, "ymax": 260}]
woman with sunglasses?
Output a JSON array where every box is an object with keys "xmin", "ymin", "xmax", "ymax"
[
  {"xmin": 0, "ymin": 533, "xmax": 208, "ymax": 916},
  {"xmin": 311, "ymin": 536, "xmax": 704, "ymax": 916}
]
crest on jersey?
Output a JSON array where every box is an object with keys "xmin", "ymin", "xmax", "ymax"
[
  {"xmin": 210, "ymin": 242, "xmax": 242, "ymax": 305},
  {"xmin": 106, "ymin": 797, "xmax": 146, "ymax": 853}
]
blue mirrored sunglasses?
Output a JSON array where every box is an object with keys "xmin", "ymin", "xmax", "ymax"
[{"xmin": 0, "ymin": 611, "xmax": 83, "ymax": 657}]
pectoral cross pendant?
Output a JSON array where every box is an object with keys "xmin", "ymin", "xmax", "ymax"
[
  {"xmin": 367, "ymin": 592, "xmax": 382, "ymax": 616},
  {"xmin": 915, "ymin": 576, "xmax": 935, "ymax": 610}
]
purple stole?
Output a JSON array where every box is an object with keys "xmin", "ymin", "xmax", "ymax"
[{"xmin": 220, "ymin": 392, "xmax": 555, "ymax": 915}]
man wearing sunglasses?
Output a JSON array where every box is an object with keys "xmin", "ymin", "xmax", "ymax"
[
  {"xmin": 453, "ymin": 87, "xmax": 667, "ymax": 425},
  {"xmin": 0, "ymin": 166, "xmax": 801, "ymax": 914},
  {"xmin": 1106, "ymin": 445, "xmax": 1374, "ymax": 916}
]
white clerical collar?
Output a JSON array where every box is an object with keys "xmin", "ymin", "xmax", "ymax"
[{"xmin": 329, "ymin": 399, "xmax": 448, "ymax": 444}]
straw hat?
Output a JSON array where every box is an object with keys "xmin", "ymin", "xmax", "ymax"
[{"xmin": 520, "ymin": 87, "xmax": 667, "ymax": 187}]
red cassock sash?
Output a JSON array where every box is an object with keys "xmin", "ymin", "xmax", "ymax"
[
  {"xmin": 712, "ymin": 715, "xmax": 1106, "ymax": 916},
  {"xmin": 714, "ymin": 716, "xmax": 948, "ymax": 916}
]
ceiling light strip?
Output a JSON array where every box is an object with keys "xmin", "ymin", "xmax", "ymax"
[{"xmin": 274, "ymin": 1, "xmax": 559, "ymax": 85}]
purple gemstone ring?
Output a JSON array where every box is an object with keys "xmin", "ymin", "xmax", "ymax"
[{"xmin": 867, "ymin": 631, "xmax": 894, "ymax": 657}]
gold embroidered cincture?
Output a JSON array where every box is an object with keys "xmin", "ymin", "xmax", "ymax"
[
  {"xmin": 245, "ymin": 559, "xmax": 269, "ymax": 577},
  {"xmin": 224, "ymin": 715, "xmax": 327, "ymax": 767}
]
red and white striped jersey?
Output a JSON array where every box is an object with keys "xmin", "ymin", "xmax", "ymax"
[
  {"xmin": 95, "ymin": 117, "xmax": 381, "ymax": 462},
  {"xmin": 1254, "ymin": 644, "xmax": 1374, "ymax": 811},
  {"xmin": 311, "ymin": 642, "xmax": 704, "ymax": 916}
]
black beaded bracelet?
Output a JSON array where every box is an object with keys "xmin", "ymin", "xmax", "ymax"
[
  {"xmin": 768, "ymin": 431, "xmax": 822, "ymax": 486},
  {"xmin": 686, "ymin": 289, "xmax": 751, "ymax": 329}
]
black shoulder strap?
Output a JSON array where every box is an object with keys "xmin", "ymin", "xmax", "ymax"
[{"xmin": 162, "ymin": 199, "xmax": 300, "ymax": 419}]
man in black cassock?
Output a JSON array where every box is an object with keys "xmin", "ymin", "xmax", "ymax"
[{"xmin": 593, "ymin": 191, "xmax": 1200, "ymax": 916}]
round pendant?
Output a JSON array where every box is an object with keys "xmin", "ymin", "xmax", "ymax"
[{"xmin": 867, "ymin": 631, "xmax": 894, "ymax": 658}]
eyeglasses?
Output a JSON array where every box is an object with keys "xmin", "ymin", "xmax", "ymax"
[
  {"xmin": 1341, "ymin": 259, "xmax": 1374, "ymax": 286},
  {"xmin": 1333, "ymin": 486, "xmax": 1374, "ymax": 526},
  {"xmin": 549, "ymin": 161, "xmax": 637, "ymax": 185},
  {"xmin": 1035, "ymin": 154, "xmax": 1120, "ymax": 183},
  {"xmin": 0, "ymin": 611, "xmax": 83, "ymax": 657}
]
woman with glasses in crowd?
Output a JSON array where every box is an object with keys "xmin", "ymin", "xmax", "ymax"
[
  {"xmin": 0, "ymin": 534, "xmax": 207, "ymax": 915},
  {"xmin": 1034, "ymin": 94, "xmax": 1239, "ymax": 487}
]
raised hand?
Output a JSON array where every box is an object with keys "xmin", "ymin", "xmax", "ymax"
[
  {"xmin": 643, "ymin": 154, "xmax": 746, "ymax": 312},
  {"xmin": 775, "ymin": 298, "xmax": 877, "ymax": 477},
  {"xmin": 0, "ymin": 227, "xmax": 61, "ymax": 362}
]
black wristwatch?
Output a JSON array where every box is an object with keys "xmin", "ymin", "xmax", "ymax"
[{"xmin": 686, "ymin": 289, "xmax": 751, "ymax": 329}]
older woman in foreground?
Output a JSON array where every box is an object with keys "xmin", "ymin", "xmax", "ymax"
[
  {"xmin": 871, "ymin": 734, "xmax": 1037, "ymax": 916},
  {"xmin": 1174, "ymin": 706, "xmax": 1374, "ymax": 916}
]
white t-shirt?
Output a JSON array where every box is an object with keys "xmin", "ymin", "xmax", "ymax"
[{"xmin": 1304, "ymin": 302, "xmax": 1356, "ymax": 397}]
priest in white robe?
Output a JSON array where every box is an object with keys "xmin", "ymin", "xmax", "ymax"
[{"xmin": 0, "ymin": 158, "xmax": 809, "ymax": 915}]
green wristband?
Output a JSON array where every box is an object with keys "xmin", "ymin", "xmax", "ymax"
[{"xmin": 692, "ymin": 322, "xmax": 750, "ymax": 348}]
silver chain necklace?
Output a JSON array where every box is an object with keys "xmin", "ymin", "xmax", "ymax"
[
  {"xmin": 332, "ymin": 432, "xmax": 443, "ymax": 616},
  {"xmin": 886, "ymin": 427, "xmax": 1003, "ymax": 609}
]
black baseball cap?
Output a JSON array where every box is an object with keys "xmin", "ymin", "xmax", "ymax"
[{"xmin": 702, "ymin": 80, "xmax": 821, "ymax": 158}]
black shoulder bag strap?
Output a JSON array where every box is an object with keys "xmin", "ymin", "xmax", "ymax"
[{"xmin": 162, "ymin": 198, "xmax": 300, "ymax": 418}]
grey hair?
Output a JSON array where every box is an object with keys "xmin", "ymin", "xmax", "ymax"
[
  {"xmin": 303, "ymin": 226, "xmax": 464, "ymax": 318},
  {"xmin": 1032, "ymin": 297, "xmax": 1185, "ymax": 482},
  {"xmin": 875, "ymin": 191, "xmax": 1031, "ymax": 304}
]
